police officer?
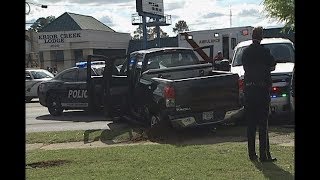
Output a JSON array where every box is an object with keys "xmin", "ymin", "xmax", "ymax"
[{"xmin": 242, "ymin": 26, "xmax": 277, "ymax": 162}]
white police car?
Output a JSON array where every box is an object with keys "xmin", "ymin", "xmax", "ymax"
[
  {"xmin": 25, "ymin": 68, "xmax": 54, "ymax": 102},
  {"xmin": 230, "ymin": 38, "xmax": 295, "ymax": 120}
]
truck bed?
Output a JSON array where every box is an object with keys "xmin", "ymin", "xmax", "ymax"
[{"xmin": 153, "ymin": 72, "xmax": 240, "ymax": 113}]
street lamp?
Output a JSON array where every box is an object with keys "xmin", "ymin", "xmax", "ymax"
[{"xmin": 25, "ymin": 2, "xmax": 47, "ymax": 15}]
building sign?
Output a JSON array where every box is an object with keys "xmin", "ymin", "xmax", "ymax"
[
  {"xmin": 38, "ymin": 32, "xmax": 82, "ymax": 44},
  {"xmin": 136, "ymin": 0, "xmax": 164, "ymax": 16},
  {"xmin": 199, "ymin": 39, "xmax": 220, "ymax": 44}
]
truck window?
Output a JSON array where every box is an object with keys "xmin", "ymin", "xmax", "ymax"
[
  {"xmin": 78, "ymin": 69, "xmax": 87, "ymax": 82},
  {"xmin": 60, "ymin": 69, "xmax": 78, "ymax": 82},
  {"xmin": 145, "ymin": 50, "xmax": 199, "ymax": 70},
  {"xmin": 78, "ymin": 67, "xmax": 101, "ymax": 81}
]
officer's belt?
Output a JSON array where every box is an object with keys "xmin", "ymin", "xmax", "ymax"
[{"xmin": 245, "ymin": 82, "xmax": 268, "ymax": 87}]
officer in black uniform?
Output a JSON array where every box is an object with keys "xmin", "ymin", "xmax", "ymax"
[{"xmin": 242, "ymin": 26, "xmax": 277, "ymax": 162}]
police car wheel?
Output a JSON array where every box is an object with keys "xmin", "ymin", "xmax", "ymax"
[{"xmin": 47, "ymin": 94, "xmax": 63, "ymax": 116}]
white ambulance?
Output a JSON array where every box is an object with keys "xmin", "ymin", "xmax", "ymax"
[{"xmin": 178, "ymin": 26, "xmax": 254, "ymax": 62}]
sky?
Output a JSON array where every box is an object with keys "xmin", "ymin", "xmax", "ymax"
[{"xmin": 25, "ymin": 0, "xmax": 285, "ymax": 37}]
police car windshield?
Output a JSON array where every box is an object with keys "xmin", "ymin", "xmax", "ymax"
[
  {"xmin": 31, "ymin": 70, "xmax": 54, "ymax": 79},
  {"xmin": 232, "ymin": 43, "xmax": 295, "ymax": 66}
]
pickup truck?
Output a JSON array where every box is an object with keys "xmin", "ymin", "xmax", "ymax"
[{"xmin": 38, "ymin": 47, "xmax": 241, "ymax": 129}]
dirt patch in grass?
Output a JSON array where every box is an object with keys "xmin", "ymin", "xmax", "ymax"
[{"xmin": 26, "ymin": 160, "xmax": 72, "ymax": 169}]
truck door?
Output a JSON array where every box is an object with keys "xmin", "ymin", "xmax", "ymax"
[
  {"xmin": 60, "ymin": 68, "xmax": 88, "ymax": 108},
  {"xmin": 222, "ymin": 36, "xmax": 230, "ymax": 59},
  {"xmin": 106, "ymin": 57, "xmax": 130, "ymax": 112}
]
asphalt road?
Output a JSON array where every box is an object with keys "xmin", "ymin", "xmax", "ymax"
[
  {"xmin": 26, "ymin": 99, "xmax": 127, "ymax": 133},
  {"xmin": 26, "ymin": 99, "xmax": 293, "ymax": 133}
]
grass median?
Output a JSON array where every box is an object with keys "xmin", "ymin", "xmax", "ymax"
[
  {"xmin": 26, "ymin": 126, "xmax": 294, "ymax": 179},
  {"xmin": 26, "ymin": 142, "xmax": 294, "ymax": 179},
  {"xmin": 26, "ymin": 127, "xmax": 146, "ymax": 145}
]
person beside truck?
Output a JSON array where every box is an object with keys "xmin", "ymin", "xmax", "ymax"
[{"xmin": 241, "ymin": 26, "xmax": 277, "ymax": 162}]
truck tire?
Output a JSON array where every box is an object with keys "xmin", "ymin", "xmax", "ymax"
[
  {"xmin": 47, "ymin": 93, "xmax": 63, "ymax": 116},
  {"xmin": 146, "ymin": 109, "xmax": 171, "ymax": 140}
]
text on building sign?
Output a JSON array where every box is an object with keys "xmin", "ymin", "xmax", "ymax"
[{"xmin": 39, "ymin": 33, "xmax": 81, "ymax": 44}]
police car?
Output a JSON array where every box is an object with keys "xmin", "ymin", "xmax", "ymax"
[
  {"xmin": 38, "ymin": 61, "xmax": 109, "ymax": 116},
  {"xmin": 230, "ymin": 38, "xmax": 295, "ymax": 120}
]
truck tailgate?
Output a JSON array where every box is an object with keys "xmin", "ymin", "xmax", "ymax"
[{"xmin": 173, "ymin": 73, "xmax": 240, "ymax": 112}]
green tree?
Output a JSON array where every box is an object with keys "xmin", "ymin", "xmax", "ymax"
[
  {"xmin": 148, "ymin": 27, "xmax": 169, "ymax": 39},
  {"xmin": 173, "ymin": 20, "xmax": 189, "ymax": 34},
  {"xmin": 263, "ymin": 0, "xmax": 294, "ymax": 30},
  {"xmin": 132, "ymin": 25, "xmax": 169, "ymax": 40},
  {"xmin": 132, "ymin": 25, "xmax": 144, "ymax": 40},
  {"xmin": 29, "ymin": 16, "xmax": 55, "ymax": 32}
]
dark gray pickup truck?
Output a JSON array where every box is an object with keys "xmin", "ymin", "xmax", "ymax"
[
  {"xmin": 119, "ymin": 47, "xmax": 240, "ymax": 129},
  {"xmin": 38, "ymin": 47, "xmax": 240, "ymax": 129}
]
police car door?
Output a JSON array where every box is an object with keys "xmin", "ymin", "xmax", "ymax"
[{"xmin": 60, "ymin": 68, "xmax": 88, "ymax": 108}]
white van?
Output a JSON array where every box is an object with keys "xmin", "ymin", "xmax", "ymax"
[{"xmin": 230, "ymin": 38, "xmax": 295, "ymax": 120}]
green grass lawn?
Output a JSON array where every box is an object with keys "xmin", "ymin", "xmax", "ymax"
[
  {"xmin": 26, "ymin": 143, "xmax": 294, "ymax": 180},
  {"xmin": 26, "ymin": 126, "xmax": 294, "ymax": 179},
  {"xmin": 26, "ymin": 127, "xmax": 145, "ymax": 144},
  {"xmin": 26, "ymin": 126, "xmax": 293, "ymax": 145}
]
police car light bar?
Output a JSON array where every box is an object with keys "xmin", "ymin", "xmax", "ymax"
[{"xmin": 76, "ymin": 61, "xmax": 105, "ymax": 68}]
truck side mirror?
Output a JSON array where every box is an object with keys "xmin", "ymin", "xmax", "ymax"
[{"xmin": 220, "ymin": 59, "xmax": 231, "ymax": 71}]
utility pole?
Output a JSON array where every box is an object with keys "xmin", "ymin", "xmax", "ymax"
[{"xmin": 229, "ymin": 5, "xmax": 232, "ymax": 28}]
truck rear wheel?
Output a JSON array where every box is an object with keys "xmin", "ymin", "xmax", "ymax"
[
  {"xmin": 47, "ymin": 93, "xmax": 63, "ymax": 116},
  {"xmin": 147, "ymin": 110, "xmax": 171, "ymax": 140}
]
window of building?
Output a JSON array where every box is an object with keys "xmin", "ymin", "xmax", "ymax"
[
  {"xmin": 231, "ymin": 38, "xmax": 237, "ymax": 50},
  {"xmin": 51, "ymin": 50, "xmax": 64, "ymax": 61},
  {"xmin": 74, "ymin": 49, "xmax": 83, "ymax": 63},
  {"xmin": 39, "ymin": 52, "xmax": 44, "ymax": 62}
]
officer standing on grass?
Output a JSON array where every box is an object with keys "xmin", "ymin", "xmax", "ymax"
[{"xmin": 242, "ymin": 26, "xmax": 277, "ymax": 162}]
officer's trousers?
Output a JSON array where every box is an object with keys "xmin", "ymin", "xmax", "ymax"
[{"xmin": 244, "ymin": 86, "xmax": 271, "ymax": 158}]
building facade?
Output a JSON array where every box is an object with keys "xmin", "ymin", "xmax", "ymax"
[
  {"xmin": 26, "ymin": 30, "xmax": 40, "ymax": 68},
  {"xmin": 38, "ymin": 12, "xmax": 131, "ymax": 72}
]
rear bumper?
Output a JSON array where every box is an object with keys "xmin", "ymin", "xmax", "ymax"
[{"xmin": 168, "ymin": 109, "xmax": 237, "ymax": 128}]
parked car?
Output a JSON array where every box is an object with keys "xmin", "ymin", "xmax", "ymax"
[
  {"xmin": 25, "ymin": 68, "xmax": 54, "ymax": 102},
  {"xmin": 230, "ymin": 38, "xmax": 295, "ymax": 123}
]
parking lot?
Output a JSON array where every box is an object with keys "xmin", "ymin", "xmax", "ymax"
[
  {"xmin": 26, "ymin": 99, "xmax": 129, "ymax": 133},
  {"xmin": 26, "ymin": 98, "xmax": 293, "ymax": 133}
]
